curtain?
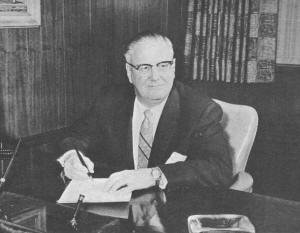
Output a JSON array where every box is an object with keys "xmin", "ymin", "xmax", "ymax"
[{"xmin": 183, "ymin": 0, "xmax": 278, "ymax": 83}]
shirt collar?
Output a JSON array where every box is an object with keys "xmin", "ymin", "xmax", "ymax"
[{"xmin": 135, "ymin": 97, "xmax": 168, "ymax": 116}]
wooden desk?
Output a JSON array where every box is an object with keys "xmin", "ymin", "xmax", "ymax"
[
  {"xmin": 0, "ymin": 192, "xmax": 121, "ymax": 233},
  {"xmin": 161, "ymin": 186, "xmax": 300, "ymax": 233},
  {"xmin": 2, "ymin": 186, "xmax": 300, "ymax": 233}
]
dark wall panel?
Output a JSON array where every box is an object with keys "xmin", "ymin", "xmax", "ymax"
[{"xmin": 0, "ymin": 0, "xmax": 180, "ymax": 138}]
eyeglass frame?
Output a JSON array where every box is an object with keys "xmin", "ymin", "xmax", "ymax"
[{"xmin": 126, "ymin": 59, "xmax": 175, "ymax": 74}]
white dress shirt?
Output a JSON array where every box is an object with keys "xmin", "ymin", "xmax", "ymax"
[
  {"xmin": 132, "ymin": 97, "xmax": 167, "ymax": 168},
  {"xmin": 132, "ymin": 97, "xmax": 168, "ymax": 188}
]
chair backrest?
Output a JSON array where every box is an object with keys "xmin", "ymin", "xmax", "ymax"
[{"xmin": 213, "ymin": 99, "xmax": 258, "ymax": 175}]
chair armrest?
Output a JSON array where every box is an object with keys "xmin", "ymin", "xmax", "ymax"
[{"xmin": 230, "ymin": 171, "xmax": 253, "ymax": 192}]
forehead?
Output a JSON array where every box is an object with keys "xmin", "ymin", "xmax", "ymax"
[{"xmin": 130, "ymin": 38, "xmax": 173, "ymax": 64}]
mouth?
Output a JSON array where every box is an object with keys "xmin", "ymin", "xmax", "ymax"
[{"xmin": 147, "ymin": 84, "xmax": 164, "ymax": 88}]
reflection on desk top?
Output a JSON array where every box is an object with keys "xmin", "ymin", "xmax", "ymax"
[
  {"xmin": 2, "ymin": 186, "xmax": 300, "ymax": 233},
  {"xmin": 0, "ymin": 191, "xmax": 127, "ymax": 233}
]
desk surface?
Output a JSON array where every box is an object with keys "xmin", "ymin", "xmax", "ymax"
[{"xmin": 1, "ymin": 187, "xmax": 300, "ymax": 233}]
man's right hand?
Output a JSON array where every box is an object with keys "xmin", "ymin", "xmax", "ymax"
[{"xmin": 58, "ymin": 150, "xmax": 94, "ymax": 180}]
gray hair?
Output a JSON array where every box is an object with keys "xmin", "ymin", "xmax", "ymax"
[{"xmin": 124, "ymin": 31, "xmax": 174, "ymax": 63}]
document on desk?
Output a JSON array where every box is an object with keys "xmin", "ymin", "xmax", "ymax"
[{"xmin": 57, "ymin": 178, "xmax": 131, "ymax": 203}]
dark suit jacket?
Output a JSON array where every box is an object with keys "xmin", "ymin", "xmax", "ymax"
[{"xmin": 60, "ymin": 81, "xmax": 233, "ymax": 189}]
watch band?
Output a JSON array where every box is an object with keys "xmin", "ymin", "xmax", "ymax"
[{"xmin": 151, "ymin": 167, "xmax": 162, "ymax": 187}]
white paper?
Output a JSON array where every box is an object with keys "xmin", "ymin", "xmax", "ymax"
[
  {"xmin": 165, "ymin": 152, "xmax": 187, "ymax": 164},
  {"xmin": 57, "ymin": 178, "xmax": 131, "ymax": 203}
]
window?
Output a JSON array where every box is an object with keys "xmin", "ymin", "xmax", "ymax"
[{"xmin": 0, "ymin": 0, "xmax": 40, "ymax": 28}]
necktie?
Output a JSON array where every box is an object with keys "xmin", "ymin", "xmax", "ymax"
[{"xmin": 137, "ymin": 109, "xmax": 154, "ymax": 168}]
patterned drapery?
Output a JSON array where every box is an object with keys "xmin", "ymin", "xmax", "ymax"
[{"xmin": 183, "ymin": 0, "xmax": 278, "ymax": 83}]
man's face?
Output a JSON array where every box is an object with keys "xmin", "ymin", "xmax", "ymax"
[{"xmin": 126, "ymin": 38, "xmax": 175, "ymax": 107}]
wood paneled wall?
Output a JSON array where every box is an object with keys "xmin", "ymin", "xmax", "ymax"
[{"xmin": 0, "ymin": 0, "xmax": 186, "ymax": 138}]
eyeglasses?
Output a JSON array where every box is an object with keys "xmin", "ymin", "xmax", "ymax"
[{"xmin": 126, "ymin": 60, "xmax": 174, "ymax": 75}]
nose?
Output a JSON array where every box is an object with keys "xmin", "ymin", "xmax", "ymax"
[{"xmin": 149, "ymin": 67, "xmax": 160, "ymax": 81}]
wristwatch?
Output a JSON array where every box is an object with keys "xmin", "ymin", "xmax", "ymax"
[{"xmin": 151, "ymin": 167, "xmax": 163, "ymax": 187}]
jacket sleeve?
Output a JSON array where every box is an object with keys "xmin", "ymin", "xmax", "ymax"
[
  {"xmin": 159, "ymin": 101, "xmax": 233, "ymax": 189},
  {"xmin": 58, "ymin": 97, "xmax": 118, "ymax": 177}
]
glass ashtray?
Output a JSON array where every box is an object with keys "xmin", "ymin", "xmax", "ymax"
[{"xmin": 187, "ymin": 214, "xmax": 255, "ymax": 233}]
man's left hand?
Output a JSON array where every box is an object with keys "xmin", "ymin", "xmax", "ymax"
[{"xmin": 103, "ymin": 169, "xmax": 155, "ymax": 193}]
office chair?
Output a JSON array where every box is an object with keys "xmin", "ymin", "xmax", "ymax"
[{"xmin": 213, "ymin": 99, "xmax": 258, "ymax": 192}]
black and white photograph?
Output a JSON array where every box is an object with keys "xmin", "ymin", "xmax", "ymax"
[{"xmin": 0, "ymin": 0, "xmax": 300, "ymax": 232}]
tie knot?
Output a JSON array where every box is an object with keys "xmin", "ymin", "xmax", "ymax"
[{"xmin": 144, "ymin": 109, "xmax": 153, "ymax": 120}]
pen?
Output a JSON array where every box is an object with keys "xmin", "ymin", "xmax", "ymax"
[
  {"xmin": 70, "ymin": 194, "xmax": 85, "ymax": 230},
  {"xmin": 74, "ymin": 147, "xmax": 93, "ymax": 178}
]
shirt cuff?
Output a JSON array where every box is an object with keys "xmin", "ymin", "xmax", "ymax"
[{"xmin": 57, "ymin": 150, "xmax": 76, "ymax": 167}]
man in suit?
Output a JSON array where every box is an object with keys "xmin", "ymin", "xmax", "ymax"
[{"xmin": 58, "ymin": 31, "xmax": 233, "ymax": 192}]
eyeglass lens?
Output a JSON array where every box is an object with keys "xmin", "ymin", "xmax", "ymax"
[{"xmin": 137, "ymin": 61, "xmax": 173, "ymax": 74}]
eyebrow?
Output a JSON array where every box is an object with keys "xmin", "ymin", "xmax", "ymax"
[{"xmin": 136, "ymin": 60, "xmax": 173, "ymax": 66}]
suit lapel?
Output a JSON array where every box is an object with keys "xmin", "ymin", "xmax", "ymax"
[
  {"xmin": 110, "ymin": 84, "xmax": 181, "ymax": 169},
  {"xmin": 148, "ymin": 86, "xmax": 180, "ymax": 167}
]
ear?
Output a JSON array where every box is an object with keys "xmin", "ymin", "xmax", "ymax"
[
  {"xmin": 126, "ymin": 63, "xmax": 133, "ymax": 83},
  {"xmin": 172, "ymin": 58, "xmax": 176, "ymax": 72}
]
